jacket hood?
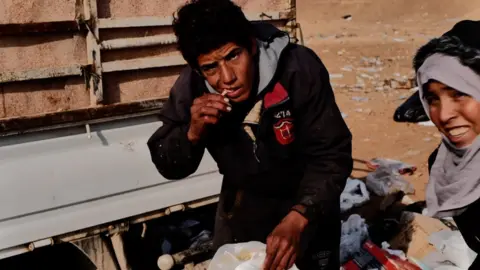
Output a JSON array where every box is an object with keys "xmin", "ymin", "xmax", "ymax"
[
  {"xmin": 206, "ymin": 22, "xmax": 290, "ymax": 95},
  {"xmin": 413, "ymin": 20, "xmax": 480, "ymax": 73}
]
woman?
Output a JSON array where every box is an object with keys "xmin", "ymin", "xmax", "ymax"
[{"xmin": 414, "ymin": 20, "xmax": 480, "ymax": 269}]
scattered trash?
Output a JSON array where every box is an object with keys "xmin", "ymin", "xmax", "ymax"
[
  {"xmin": 356, "ymin": 76, "xmax": 366, "ymax": 85},
  {"xmin": 349, "ymin": 84, "xmax": 365, "ymax": 91},
  {"xmin": 360, "ymin": 73, "xmax": 373, "ymax": 79},
  {"xmin": 330, "ymin": 73, "xmax": 344, "ymax": 79},
  {"xmin": 366, "ymin": 166, "xmax": 415, "ymax": 196},
  {"xmin": 393, "ymin": 38, "xmax": 406, "ymax": 43},
  {"xmin": 418, "ymin": 121, "xmax": 435, "ymax": 127},
  {"xmin": 340, "ymin": 214, "xmax": 369, "ymax": 263},
  {"xmin": 355, "ymin": 108, "xmax": 363, "ymax": 113},
  {"xmin": 208, "ymin": 241, "xmax": 299, "ymax": 270},
  {"xmin": 422, "ymin": 230, "xmax": 478, "ymax": 269},
  {"xmin": 405, "ymin": 150, "xmax": 421, "ymax": 157},
  {"xmin": 341, "ymin": 112, "xmax": 348, "ymax": 119},
  {"xmin": 352, "ymin": 96, "xmax": 369, "ymax": 102},
  {"xmin": 357, "ymin": 67, "xmax": 383, "ymax": 73},
  {"xmin": 385, "ymin": 77, "xmax": 415, "ymax": 89},
  {"xmin": 398, "ymin": 94, "xmax": 408, "ymax": 100},
  {"xmin": 382, "ymin": 242, "xmax": 407, "ymax": 261},
  {"xmin": 340, "ymin": 178, "xmax": 370, "ymax": 212},
  {"xmin": 366, "ymin": 158, "xmax": 417, "ymax": 175},
  {"xmin": 360, "ymin": 57, "xmax": 383, "ymax": 66},
  {"xmin": 342, "ymin": 14, "xmax": 353, "ymax": 20},
  {"xmin": 341, "ymin": 65, "xmax": 354, "ymax": 72},
  {"xmin": 423, "ymin": 137, "xmax": 432, "ymax": 142},
  {"xmin": 338, "ymin": 49, "xmax": 347, "ymax": 56},
  {"xmin": 190, "ymin": 230, "xmax": 212, "ymax": 249},
  {"xmin": 342, "ymin": 240, "xmax": 422, "ymax": 270}
]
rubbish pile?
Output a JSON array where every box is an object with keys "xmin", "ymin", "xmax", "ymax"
[
  {"xmin": 337, "ymin": 157, "xmax": 478, "ymax": 269},
  {"xmin": 340, "ymin": 158, "xmax": 416, "ymax": 214},
  {"xmin": 157, "ymin": 157, "xmax": 478, "ymax": 270}
]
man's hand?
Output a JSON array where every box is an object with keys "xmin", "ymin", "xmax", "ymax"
[
  {"xmin": 263, "ymin": 210, "xmax": 308, "ymax": 270},
  {"xmin": 188, "ymin": 93, "xmax": 231, "ymax": 144}
]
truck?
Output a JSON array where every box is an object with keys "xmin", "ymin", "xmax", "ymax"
[{"xmin": 0, "ymin": 0, "xmax": 299, "ymax": 269}]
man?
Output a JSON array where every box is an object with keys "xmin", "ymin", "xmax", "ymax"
[{"xmin": 147, "ymin": 0, "xmax": 353, "ymax": 269}]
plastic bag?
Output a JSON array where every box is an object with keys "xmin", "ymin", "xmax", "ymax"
[
  {"xmin": 340, "ymin": 214, "xmax": 369, "ymax": 263},
  {"xmin": 367, "ymin": 158, "xmax": 417, "ymax": 175},
  {"xmin": 208, "ymin": 241, "xmax": 299, "ymax": 270},
  {"xmin": 393, "ymin": 90, "xmax": 429, "ymax": 123},
  {"xmin": 427, "ymin": 230, "xmax": 477, "ymax": 269},
  {"xmin": 382, "ymin": 241, "xmax": 407, "ymax": 261},
  {"xmin": 340, "ymin": 178, "xmax": 370, "ymax": 212},
  {"xmin": 366, "ymin": 167, "xmax": 415, "ymax": 196}
]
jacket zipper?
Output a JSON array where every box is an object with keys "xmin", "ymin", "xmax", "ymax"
[
  {"xmin": 246, "ymin": 97, "xmax": 291, "ymax": 163},
  {"xmin": 243, "ymin": 125, "xmax": 260, "ymax": 163}
]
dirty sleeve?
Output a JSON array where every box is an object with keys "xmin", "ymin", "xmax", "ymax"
[
  {"xmin": 147, "ymin": 67, "xmax": 206, "ymax": 180},
  {"xmin": 290, "ymin": 47, "xmax": 353, "ymax": 222}
]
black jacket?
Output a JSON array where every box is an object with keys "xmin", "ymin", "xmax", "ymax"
[{"xmin": 147, "ymin": 24, "xmax": 353, "ymax": 246}]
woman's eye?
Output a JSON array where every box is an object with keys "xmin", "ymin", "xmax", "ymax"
[{"xmin": 425, "ymin": 96, "xmax": 438, "ymax": 105}]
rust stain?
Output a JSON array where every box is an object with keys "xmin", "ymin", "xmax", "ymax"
[
  {"xmin": 0, "ymin": 21, "xmax": 86, "ymax": 36},
  {"xmin": 0, "ymin": 85, "xmax": 5, "ymax": 118},
  {"xmin": 46, "ymin": 95, "xmax": 61, "ymax": 106}
]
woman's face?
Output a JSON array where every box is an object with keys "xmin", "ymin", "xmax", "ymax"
[{"xmin": 425, "ymin": 81, "xmax": 480, "ymax": 148}]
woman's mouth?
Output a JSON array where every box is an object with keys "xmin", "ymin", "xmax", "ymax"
[{"xmin": 446, "ymin": 126, "xmax": 470, "ymax": 143}]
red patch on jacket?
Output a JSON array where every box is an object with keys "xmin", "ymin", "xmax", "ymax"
[
  {"xmin": 264, "ymin": 83, "xmax": 288, "ymax": 109},
  {"xmin": 273, "ymin": 118, "xmax": 295, "ymax": 145}
]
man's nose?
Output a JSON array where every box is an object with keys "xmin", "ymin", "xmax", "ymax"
[
  {"xmin": 219, "ymin": 63, "xmax": 236, "ymax": 85},
  {"xmin": 439, "ymin": 99, "xmax": 458, "ymax": 123}
]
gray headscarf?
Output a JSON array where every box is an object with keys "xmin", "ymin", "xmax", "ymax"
[{"xmin": 417, "ymin": 53, "xmax": 480, "ymax": 218}]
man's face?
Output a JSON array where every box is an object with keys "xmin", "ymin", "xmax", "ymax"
[
  {"xmin": 197, "ymin": 42, "xmax": 256, "ymax": 103},
  {"xmin": 425, "ymin": 81, "xmax": 480, "ymax": 148}
]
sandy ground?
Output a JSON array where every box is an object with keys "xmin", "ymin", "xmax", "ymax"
[{"xmin": 297, "ymin": 0, "xmax": 480, "ymax": 201}]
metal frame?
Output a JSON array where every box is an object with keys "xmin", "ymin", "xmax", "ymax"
[
  {"xmin": 0, "ymin": 195, "xmax": 219, "ymax": 260},
  {"xmin": 83, "ymin": 0, "xmax": 104, "ymax": 105},
  {"xmin": 0, "ymin": 21, "xmax": 85, "ymax": 36},
  {"xmin": 0, "ymin": 65, "xmax": 84, "ymax": 84}
]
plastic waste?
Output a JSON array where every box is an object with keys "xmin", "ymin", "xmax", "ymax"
[
  {"xmin": 393, "ymin": 90, "xmax": 429, "ymax": 123},
  {"xmin": 208, "ymin": 241, "xmax": 299, "ymax": 270},
  {"xmin": 340, "ymin": 214, "xmax": 369, "ymax": 263},
  {"xmin": 426, "ymin": 230, "xmax": 477, "ymax": 269},
  {"xmin": 340, "ymin": 178, "xmax": 370, "ymax": 212},
  {"xmin": 367, "ymin": 158, "xmax": 417, "ymax": 175},
  {"xmin": 366, "ymin": 167, "xmax": 415, "ymax": 196},
  {"xmin": 382, "ymin": 241, "xmax": 407, "ymax": 260},
  {"xmin": 190, "ymin": 230, "xmax": 212, "ymax": 249}
]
